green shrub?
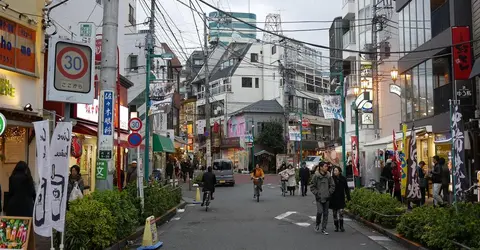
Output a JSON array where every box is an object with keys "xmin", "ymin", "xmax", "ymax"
[
  {"xmin": 64, "ymin": 198, "xmax": 116, "ymax": 250},
  {"xmin": 124, "ymin": 182, "xmax": 144, "ymax": 224},
  {"xmin": 397, "ymin": 203, "xmax": 480, "ymax": 250},
  {"xmin": 193, "ymin": 172, "xmax": 203, "ymax": 184},
  {"xmin": 347, "ymin": 188, "xmax": 405, "ymax": 228},
  {"xmin": 91, "ymin": 190, "xmax": 139, "ymax": 240},
  {"xmin": 144, "ymin": 182, "xmax": 182, "ymax": 218}
]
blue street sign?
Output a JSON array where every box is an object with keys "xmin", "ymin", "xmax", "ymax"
[
  {"xmin": 128, "ymin": 133, "xmax": 142, "ymax": 147},
  {"xmin": 102, "ymin": 90, "xmax": 113, "ymax": 136}
]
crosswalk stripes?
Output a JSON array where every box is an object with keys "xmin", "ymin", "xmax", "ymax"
[{"xmin": 275, "ymin": 211, "xmax": 352, "ymax": 228}]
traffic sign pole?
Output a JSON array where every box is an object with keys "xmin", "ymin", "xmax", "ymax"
[{"xmin": 96, "ymin": 0, "xmax": 119, "ymax": 191}]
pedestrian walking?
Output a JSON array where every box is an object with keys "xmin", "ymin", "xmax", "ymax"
[
  {"xmin": 166, "ymin": 159, "xmax": 174, "ymax": 181},
  {"xmin": 5, "ymin": 161, "xmax": 35, "ymax": 217},
  {"xmin": 282, "ymin": 164, "xmax": 296, "ymax": 195},
  {"xmin": 299, "ymin": 162, "xmax": 310, "ymax": 196},
  {"xmin": 430, "ymin": 155, "xmax": 443, "ymax": 206},
  {"xmin": 310, "ymin": 162, "xmax": 335, "ymax": 235},
  {"xmin": 67, "ymin": 165, "xmax": 85, "ymax": 201},
  {"xmin": 329, "ymin": 166, "xmax": 350, "ymax": 232},
  {"xmin": 418, "ymin": 161, "xmax": 427, "ymax": 206},
  {"xmin": 440, "ymin": 157, "xmax": 450, "ymax": 204},
  {"xmin": 126, "ymin": 160, "xmax": 138, "ymax": 184}
]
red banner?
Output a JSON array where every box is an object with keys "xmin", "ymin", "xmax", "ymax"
[
  {"xmin": 451, "ymin": 26, "xmax": 472, "ymax": 80},
  {"xmin": 351, "ymin": 135, "xmax": 359, "ymax": 176}
]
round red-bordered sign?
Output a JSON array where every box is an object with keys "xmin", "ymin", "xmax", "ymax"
[
  {"xmin": 302, "ymin": 118, "xmax": 310, "ymax": 128},
  {"xmin": 56, "ymin": 46, "xmax": 89, "ymax": 80},
  {"xmin": 128, "ymin": 117, "xmax": 142, "ymax": 131},
  {"xmin": 128, "ymin": 133, "xmax": 142, "ymax": 147}
]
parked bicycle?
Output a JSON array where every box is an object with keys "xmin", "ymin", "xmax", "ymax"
[
  {"xmin": 456, "ymin": 184, "xmax": 478, "ymax": 203},
  {"xmin": 366, "ymin": 178, "xmax": 388, "ymax": 193},
  {"xmin": 280, "ymin": 180, "xmax": 287, "ymax": 197}
]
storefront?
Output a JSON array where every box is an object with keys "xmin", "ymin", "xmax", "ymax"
[
  {"xmin": 0, "ymin": 7, "xmax": 44, "ymax": 201},
  {"xmin": 220, "ymin": 137, "xmax": 243, "ymax": 169}
]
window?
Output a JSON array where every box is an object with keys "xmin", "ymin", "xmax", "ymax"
[
  {"xmin": 255, "ymin": 78, "xmax": 259, "ymax": 88},
  {"xmin": 96, "ymin": 0, "xmax": 102, "ymax": 4},
  {"xmin": 242, "ymin": 77, "xmax": 252, "ymax": 88},
  {"xmin": 250, "ymin": 53, "xmax": 258, "ymax": 62},
  {"xmin": 193, "ymin": 59, "xmax": 203, "ymax": 65},
  {"xmin": 128, "ymin": 4, "xmax": 135, "ymax": 25},
  {"xmin": 271, "ymin": 45, "xmax": 276, "ymax": 55},
  {"xmin": 128, "ymin": 55, "xmax": 138, "ymax": 71}
]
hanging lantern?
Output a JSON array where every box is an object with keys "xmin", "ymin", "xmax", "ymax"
[{"xmin": 71, "ymin": 135, "xmax": 83, "ymax": 158}]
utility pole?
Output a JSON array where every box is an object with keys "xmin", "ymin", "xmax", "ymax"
[
  {"xmin": 372, "ymin": 0, "xmax": 380, "ymax": 137},
  {"xmin": 144, "ymin": 0, "xmax": 155, "ymax": 180},
  {"xmin": 97, "ymin": 0, "xmax": 119, "ymax": 190},
  {"xmin": 204, "ymin": 13, "xmax": 212, "ymax": 167}
]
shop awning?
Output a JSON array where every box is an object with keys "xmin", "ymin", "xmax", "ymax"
[
  {"xmin": 153, "ymin": 134, "xmax": 175, "ymax": 153},
  {"xmin": 254, "ymin": 150, "xmax": 274, "ymax": 156}
]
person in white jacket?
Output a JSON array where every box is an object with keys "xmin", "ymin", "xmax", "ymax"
[{"xmin": 279, "ymin": 164, "xmax": 296, "ymax": 195}]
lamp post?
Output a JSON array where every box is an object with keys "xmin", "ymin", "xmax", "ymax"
[
  {"xmin": 251, "ymin": 123, "xmax": 255, "ymax": 171},
  {"xmin": 391, "ymin": 66, "xmax": 399, "ymax": 84},
  {"xmin": 144, "ymin": 52, "xmax": 174, "ymax": 181},
  {"xmin": 352, "ymin": 90, "xmax": 369, "ymax": 188}
]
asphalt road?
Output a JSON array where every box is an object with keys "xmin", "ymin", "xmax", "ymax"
[{"xmin": 134, "ymin": 175, "xmax": 407, "ymax": 250}]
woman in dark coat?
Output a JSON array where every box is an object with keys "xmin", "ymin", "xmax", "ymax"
[
  {"xmin": 6, "ymin": 161, "xmax": 36, "ymax": 217},
  {"xmin": 329, "ymin": 166, "xmax": 351, "ymax": 232}
]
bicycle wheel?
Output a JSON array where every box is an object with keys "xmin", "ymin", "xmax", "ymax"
[
  {"xmin": 256, "ymin": 187, "xmax": 260, "ymax": 202},
  {"xmin": 205, "ymin": 193, "xmax": 209, "ymax": 211}
]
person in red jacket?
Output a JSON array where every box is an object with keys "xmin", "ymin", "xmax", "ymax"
[{"xmin": 392, "ymin": 160, "xmax": 402, "ymax": 202}]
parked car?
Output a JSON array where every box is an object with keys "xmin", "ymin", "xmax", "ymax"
[
  {"xmin": 304, "ymin": 156, "xmax": 322, "ymax": 172},
  {"xmin": 213, "ymin": 159, "xmax": 235, "ymax": 186}
]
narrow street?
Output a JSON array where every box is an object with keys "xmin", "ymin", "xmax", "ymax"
[{"xmin": 134, "ymin": 175, "xmax": 407, "ymax": 250}]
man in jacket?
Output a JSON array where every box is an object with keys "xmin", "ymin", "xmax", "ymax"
[
  {"xmin": 299, "ymin": 162, "xmax": 310, "ymax": 196},
  {"xmin": 201, "ymin": 166, "xmax": 216, "ymax": 206},
  {"xmin": 310, "ymin": 162, "xmax": 335, "ymax": 235},
  {"xmin": 440, "ymin": 157, "xmax": 450, "ymax": 204},
  {"xmin": 126, "ymin": 161, "xmax": 138, "ymax": 184},
  {"xmin": 430, "ymin": 156, "xmax": 443, "ymax": 206}
]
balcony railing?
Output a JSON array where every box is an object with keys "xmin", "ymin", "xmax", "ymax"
[
  {"xmin": 196, "ymin": 84, "xmax": 232, "ymax": 99},
  {"xmin": 343, "ymin": 30, "xmax": 356, "ymax": 49}
]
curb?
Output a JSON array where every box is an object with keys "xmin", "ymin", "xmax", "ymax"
[
  {"xmin": 345, "ymin": 210, "xmax": 429, "ymax": 250},
  {"xmin": 105, "ymin": 201, "xmax": 187, "ymax": 250}
]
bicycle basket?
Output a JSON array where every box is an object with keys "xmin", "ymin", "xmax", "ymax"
[{"xmin": 253, "ymin": 179, "xmax": 261, "ymax": 185}]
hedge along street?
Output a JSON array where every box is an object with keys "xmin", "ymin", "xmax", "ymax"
[{"xmin": 346, "ymin": 188, "xmax": 480, "ymax": 250}]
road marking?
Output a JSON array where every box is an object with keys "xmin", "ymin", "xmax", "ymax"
[
  {"xmin": 368, "ymin": 236, "xmax": 391, "ymax": 241},
  {"xmin": 171, "ymin": 217, "xmax": 181, "ymax": 221},
  {"xmin": 275, "ymin": 211, "xmax": 296, "ymax": 220},
  {"xmin": 295, "ymin": 222, "xmax": 311, "ymax": 227},
  {"xmin": 308, "ymin": 216, "xmax": 351, "ymax": 221}
]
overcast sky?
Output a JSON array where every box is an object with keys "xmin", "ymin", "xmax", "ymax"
[{"xmin": 136, "ymin": 0, "xmax": 343, "ymax": 63}]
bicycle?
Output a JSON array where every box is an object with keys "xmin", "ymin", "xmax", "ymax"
[
  {"xmin": 366, "ymin": 178, "xmax": 388, "ymax": 193},
  {"xmin": 456, "ymin": 184, "xmax": 478, "ymax": 203},
  {"xmin": 204, "ymin": 190, "xmax": 211, "ymax": 211},
  {"xmin": 253, "ymin": 177, "xmax": 263, "ymax": 202}
]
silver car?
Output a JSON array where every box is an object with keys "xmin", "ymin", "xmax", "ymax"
[
  {"xmin": 213, "ymin": 159, "xmax": 235, "ymax": 186},
  {"xmin": 304, "ymin": 156, "xmax": 322, "ymax": 172}
]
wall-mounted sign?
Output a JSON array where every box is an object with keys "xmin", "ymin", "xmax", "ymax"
[
  {"xmin": 0, "ymin": 17, "xmax": 36, "ymax": 75},
  {"xmin": 362, "ymin": 101, "xmax": 373, "ymax": 113},
  {"xmin": 362, "ymin": 113, "xmax": 374, "ymax": 125},
  {"xmin": 0, "ymin": 77, "xmax": 15, "ymax": 97},
  {"xmin": 0, "ymin": 112, "xmax": 6, "ymax": 135},
  {"xmin": 76, "ymin": 99, "xmax": 129, "ymax": 130},
  {"xmin": 389, "ymin": 84, "xmax": 401, "ymax": 97}
]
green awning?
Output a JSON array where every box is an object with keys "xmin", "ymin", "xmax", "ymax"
[{"xmin": 153, "ymin": 134, "xmax": 175, "ymax": 153}]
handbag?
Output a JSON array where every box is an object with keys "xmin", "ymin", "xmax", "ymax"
[{"xmin": 69, "ymin": 182, "xmax": 83, "ymax": 201}]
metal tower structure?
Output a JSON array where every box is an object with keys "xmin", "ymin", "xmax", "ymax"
[{"xmin": 263, "ymin": 13, "xmax": 283, "ymax": 43}]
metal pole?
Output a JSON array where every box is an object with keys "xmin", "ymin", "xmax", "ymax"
[
  {"xmin": 299, "ymin": 112, "xmax": 303, "ymax": 165},
  {"xmin": 97, "ymin": 0, "xmax": 119, "ymax": 190},
  {"xmin": 252, "ymin": 121, "xmax": 255, "ymax": 170},
  {"xmin": 354, "ymin": 105, "xmax": 359, "ymax": 188},
  {"xmin": 372, "ymin": 0, "xmax": 380, "ymax": 137},
  {"xmin": 144, "ymin": 0, "xmax": 156, "ymax": 180},
  {"xmin": 137, "ymin": 146, "xmax": 144, "ymax": 211},
  {"xmin": 204, "ymin": 12, "xmax": 212, "ymax": 167},
  {"xmin": 116, "ymin": 47, "xmax": 121, "ymax": 191},
  {"xmin": 340, "ymin": 73, "xmax": 346, "ymax": 175}
]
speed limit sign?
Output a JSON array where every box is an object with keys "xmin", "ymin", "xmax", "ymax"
[{"xmin": 128, "ymin": 117, "xmax": 142, "ymax": 131}]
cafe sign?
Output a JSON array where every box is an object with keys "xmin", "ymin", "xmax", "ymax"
[
  {"xmin": 0, "ymin": 17, "xmax": 36, "ymax": 75},
  {"xmin": 0, "ymin": 77, "xmax": 15, "ymax": 97},
  {"xmin": 76, "ymin": 99, "xmax": 129, "ymax": 130}
]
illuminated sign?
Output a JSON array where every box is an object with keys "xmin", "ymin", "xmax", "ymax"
[
  {"xmin": 389, "ymin": 84, "xmax": 401, "ymax": 97},
  {"xmin": 0, "ymin": 77, "xmax": 15, "ymax": 97},
  {"xmin": 76, "ymin": 99, "xmax": 129, "ymax": 130},
  {"xmin": 0, "ymin": 17, "xmax": 36, "ymax": 75}
]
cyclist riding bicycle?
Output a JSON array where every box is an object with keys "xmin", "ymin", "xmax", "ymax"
[
  {"xmin": 201, "ymin": 166, "xmax": 216, "ymax": 207},
  {"xmin": 251, "ymin": 164, "xmax": 265, "ymax": 198}
]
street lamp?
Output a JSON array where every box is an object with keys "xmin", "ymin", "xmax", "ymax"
[
  {"xmin": 351, "ymin": 91, "xmax": 370, "ymax": 188},
  {"xmin": 391, "ymin": 66, "xmax": 398, "ymax": 83}
]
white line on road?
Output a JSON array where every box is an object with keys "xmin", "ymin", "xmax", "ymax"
[
  {"xmin": 295, "ymin": 222, "xmax": 311, "ymax": 227},
  {"xmin": 171, "ymin": 217, "xmax": 181, "ymax": 221},
  {"xmin": 274, "ymin": 211, "xmax": 296, "ymax": 220},
  {"xmin": 368, "ymin": 236, "xmax": 391, "ymax": 241}
]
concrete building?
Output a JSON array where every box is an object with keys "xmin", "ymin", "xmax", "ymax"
[{"xmin": 208, "ymin": 11, "xmax": 257, "ymax": 45}]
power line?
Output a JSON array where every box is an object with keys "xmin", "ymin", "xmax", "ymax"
[
  {"xmin": 156, "ymin": 1, "xmax": 190, "ymax": 58},
  {"xmin": 196, "ymin": 0, "xmax": 479, "ymax": 55}
]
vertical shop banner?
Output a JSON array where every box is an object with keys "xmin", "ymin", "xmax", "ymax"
[
  {"xmin": 350, "ymin": 136, "xmax": 359, "ymax": 176},
  {"xmin": 451, "ymin": 104, "xmax": 467, "ymax": 196},
  {"xmin": 33, "ymin": 121, "xmax": 52, "ymax": 237},
  {"xmin": 288, "ymin": 126, "xmax": 301, "ymax": 141},
  {"xmin": 406, "ymin": 126, "xmax": 422, "ymax": 200},
  {"xmin": 451, "ymin": 26, "xmax": 472, "ymax": 80},
  {"xmin": 318, "ymin": 95, "xmax": 344, "ymax": 121},
  {"xmin": 49, "ymin": 122, "xmax": 73, "ymax": 232},
  {"xmin": 402, "ymin": 124, "xmax": 407, "ymax": 152},
  {"xmin": 400, "ymin": 152, "xmax": 407, "ymax": 196}
]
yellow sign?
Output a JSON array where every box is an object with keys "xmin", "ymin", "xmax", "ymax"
[
  {"xmin": 141, "ymin": 216, "xmax": 158, "ymax": 247},
  {"xmin": 0, "ymin": 78, "xmax": 15, "ymax": 97}
]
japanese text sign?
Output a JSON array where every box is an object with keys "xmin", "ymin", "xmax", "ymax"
[
  {"xmin": 0, "ymin": 17, "xmax": 36, "ymax": 75},
  {"xmin": 451, "ymin": 26, "xmax": 472, "ymax": 80}
]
